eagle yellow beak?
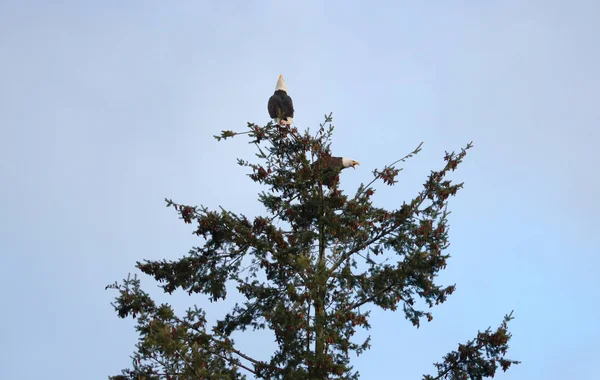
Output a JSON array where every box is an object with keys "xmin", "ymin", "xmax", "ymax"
[
  {"xmin": 279, "ymin": 74, "xmax": 283, "ymax": 79},
  {"xmin": 352, "ymin": 161, "xmax": 360, "ymax": 169}
]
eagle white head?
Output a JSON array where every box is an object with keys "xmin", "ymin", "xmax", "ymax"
[
  {"xmin": 342, "ymin": 157, "xmax": 360, "ymax": 169},
  {"xmin": 275, "ymin": 74, "xmax": 288, "ymax": 93}
]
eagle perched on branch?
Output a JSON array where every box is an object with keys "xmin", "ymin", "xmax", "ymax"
[
  {"xmin": 267, "ymin": 75, "xmax": 294, "ymax": 126},
  {"xmin": 313, "ymin": 156, "xmax": 360, "ymax": 187}
]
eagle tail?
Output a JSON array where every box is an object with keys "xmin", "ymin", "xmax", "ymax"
[{"xmin": 281, "ymin": 117, "xmax": 294, "ymax": 125}]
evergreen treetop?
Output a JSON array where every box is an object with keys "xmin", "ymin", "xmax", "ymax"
[{"xmin": 108, "ymin": 114, "xmax": 519, "ymax": 379}]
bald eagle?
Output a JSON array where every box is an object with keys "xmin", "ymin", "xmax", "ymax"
[
  {"xmin": 268, "ymin": 75, "xmax": 294, "ymax": 126},
  {"xmin": 313, "ymin": 156, "xmax": 360, "ymax": 187}
]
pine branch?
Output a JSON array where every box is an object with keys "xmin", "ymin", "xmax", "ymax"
[
  {"xmin": 423, "ymin": 312, "xmax": 520, "ymax": 380},
  {"xmin": 355, "ymin": 141, "xmax": 423, "ymax": 198},
  {"xmin": 172, "ymin": 314, "xmax": 283, "ymax": 376},
  {"xmin": 172, "ymin": 348, "xmax": 202, "ymax": 378}
]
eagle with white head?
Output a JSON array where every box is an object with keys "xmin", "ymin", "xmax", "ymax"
[
  {"xmin": 267, "ymin": 75, "xmax": 294, "ymax": 126},
  {"xmin": 314, "ymin": 156, "xmax": 360, "ymax": 187}
]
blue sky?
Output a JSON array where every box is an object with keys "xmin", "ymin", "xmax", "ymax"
[{"xmin": 1, "ymin": 1, "xmax": 598, "ymax": 379}]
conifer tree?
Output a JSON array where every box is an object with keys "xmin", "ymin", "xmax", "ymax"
[{"xmin": 108, "ymin": 114, "xmax": 519, "ymax": 379}]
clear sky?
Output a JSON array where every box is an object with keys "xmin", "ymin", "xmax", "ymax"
[{"xmin": 1, "ymin": 1, "xmax": 598, "ymax": 379}]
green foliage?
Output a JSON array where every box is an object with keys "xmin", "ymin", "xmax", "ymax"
[
  {"xmin": 108, "ymin": 114, "xmax": 518, "ymax": 379},
  {"xmin": 423, "ymin": 312, "xmax": 520, "ymax": 380}
]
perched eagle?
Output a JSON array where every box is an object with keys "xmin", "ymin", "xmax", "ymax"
[
  {"xmin": 313, "ymin": 156, "xmax": 360, "ymax": 187},
  {"xmin": 268, "ymin": 75, "xmax": 294, "ymax": 125}
]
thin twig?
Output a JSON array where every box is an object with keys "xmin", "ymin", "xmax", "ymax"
[
  {"xmin": 173, "ymin": 348, "xmax": 203, "ymax": 378},
  {"xmin": 355, "ymin": 141, "xmax": 423, "ymax": 199}
]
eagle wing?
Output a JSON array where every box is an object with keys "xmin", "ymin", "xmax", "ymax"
[
  {"xmin": 280, "ymin": 93, "xmax": 294, "ymax": 118},
  {"xmin": 311, "ymin": 157, "xmax": 343, "ymax": 187},
  {"xmin": 267, "ymin": 94, "xmax": 282, "ymax": 119}
]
